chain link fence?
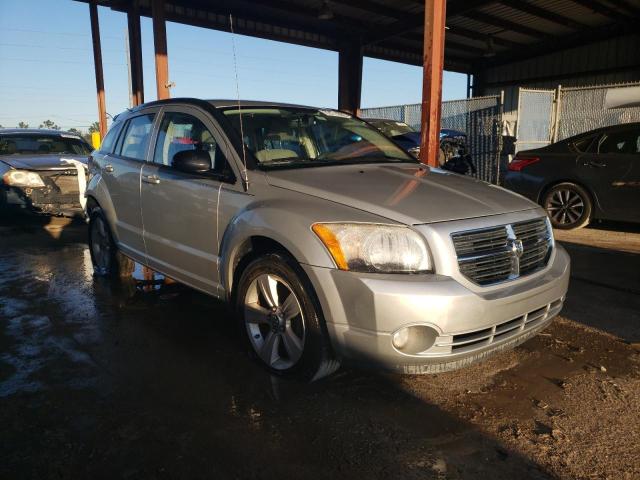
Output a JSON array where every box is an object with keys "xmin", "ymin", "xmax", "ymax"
[
  {"xmin": 556, "ymin": 82, "xmax": 640, "ymax": 141},
  {"xmin": 516, "ymin": 89, "xmax": 555, "ymax": 152},
  {"xmin": 361, "ymin": 95, "xmax": 503, "ymax": 184}
]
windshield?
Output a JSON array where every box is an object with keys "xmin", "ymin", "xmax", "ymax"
[
  {"xmin": 222, "ymin": 107, "xmax": 415, "ymax": 168},
  {"xmin": 0, "ymin": 134, "xmax": 91, "ymax": 156},
  {"xmin": 368, "ymin": 119, "xmax": 415, "ymax": 138}
]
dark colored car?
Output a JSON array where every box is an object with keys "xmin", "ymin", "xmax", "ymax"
[
  {"xmin": 504, "ymin": 123, "xmax": 640, "ymax": 229},
  {"xmin": 367, "ymin": 118, "xmax": 467, "ymax": 165},
  {"xmin": 0, "ymin": 129, "xmax": 92, "ymax": 217}
]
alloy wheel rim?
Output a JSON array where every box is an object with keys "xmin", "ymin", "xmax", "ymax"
[
  {"xmin": 91, "ymin": 217, "xmax": 111, "ymax": 271},
  {"xmin": 244, "ymin": 273, "xmax": 306, "ymax": 370},
  {"xmin": 546, "ymin": 189, "xmax": 584, "ymax": 225}
]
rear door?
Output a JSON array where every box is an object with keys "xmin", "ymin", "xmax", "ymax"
[
  {"xmin": 140, "ymin": 105, "xmax": 237, "ymax": 296},
  {"xmin": 94, "ymin": 110, "xmax": 158, "ymax": 260},
  {"xmin": 575, "ymin": 126, "xmax": 640, "ymax": 221}
]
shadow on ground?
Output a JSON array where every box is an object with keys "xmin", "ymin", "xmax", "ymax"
[{"xmin": 0, "ymin": 220, "xmax": 549, "ymax": 479}]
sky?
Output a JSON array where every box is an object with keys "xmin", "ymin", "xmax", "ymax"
[{"xmin": 0, "ymin": 0, "xmax": 468, "ymax": 131}]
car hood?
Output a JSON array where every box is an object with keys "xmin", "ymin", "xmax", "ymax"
[
  {"xmin": 0, "ymin": 154, "xmax": 88, "ymax": 170},
  {"xmin": 265, "ymin": 163, "xmax": 537, "ymax": 224},
  {"xmin": 392, "ymin": 131, "xmax": 421, "ymax": 147}
]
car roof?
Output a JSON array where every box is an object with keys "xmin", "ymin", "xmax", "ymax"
[
  {"xmin": 0, "ymin": 128, "xmax": 83, "ymax": 136},
  {"xmin": 124, "ymin": 97, "xmax": 321, "ymax": 113}
]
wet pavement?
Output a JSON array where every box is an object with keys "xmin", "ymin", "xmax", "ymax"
[{"xmin": 1, "ymin": 216, "xmax": 639, "ymax": 479}]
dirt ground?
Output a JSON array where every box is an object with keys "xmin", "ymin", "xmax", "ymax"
[{"xmin": 1, "ymin": 215, "xmax": 639, "ymax": 479}]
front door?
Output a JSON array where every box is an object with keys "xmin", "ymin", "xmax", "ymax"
[
  {"xmin": 576, "ymin": 126, "xmax": 640, "ymax": 221},
  {"xmin": 99, "ymin": 111, "xmax": 157, "ymax": 260},
  {"xmin": 141, "ymin": 107, "xmax": 235, "ymax": 296}
]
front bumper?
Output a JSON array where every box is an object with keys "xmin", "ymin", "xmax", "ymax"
[
  {"xmin": 303, "ymin": 243, "xmax": 570, "ymax": 374},
  {"xmin": 2, "ymin": 183, "xmax": 84, "ymax": 217}
]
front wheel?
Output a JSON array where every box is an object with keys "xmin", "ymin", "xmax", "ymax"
[
  {"xmin": 543, "ymin": 182, "xmax": 592, "ymax": 230},
  {"xmin": 235, "ymin": 252, "xmax": 339, "ymax": 381},
  {"xmin": 88, "ymin": 207, "xmax": 135, "ymax": 277}
]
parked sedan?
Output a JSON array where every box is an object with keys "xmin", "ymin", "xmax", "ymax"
[
  {"xmin": 86, "ymin": 98, "xmax": 569, "ymax": 380},
  {"xmin": 0, "ymin": 129, "xmax": 91, "ymax": 216},
  {"xmin": 367, "ymin": 118, "xmax": 467, "ymax": 164},
  {"xmin": 505, "ymin": 123, "xmax": 640, "ymax": 229}
]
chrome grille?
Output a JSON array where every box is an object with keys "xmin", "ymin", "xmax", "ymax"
[{"xmin": 451, "ymin": 217, "xmax": 553, "ymax": 285}]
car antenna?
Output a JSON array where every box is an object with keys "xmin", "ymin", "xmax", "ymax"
[{"xmin": 229, "ymin": 14, "xmax": 249, "ymax": 191}]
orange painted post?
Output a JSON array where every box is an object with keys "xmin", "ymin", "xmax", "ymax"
[
  {"xmin": 419, "ymin": 0, "xmax": 447, "ymax": 167},
  {"xmin": 152, "ymin": 0, "xmax": 170, "ymax": 100},
  {"xmin": 89, "ymin": 2, "xmax": 107, "ymax": 139}
]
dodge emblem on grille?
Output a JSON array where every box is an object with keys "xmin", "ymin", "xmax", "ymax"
[{"xmin": 506, "ymin": 225, "xmax": 523, "ymax": 277}]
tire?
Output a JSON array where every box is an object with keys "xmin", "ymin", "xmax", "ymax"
[
  {"xmin": 235, "ymin": 252, "xmax": 340, "ymax": 381},
  {"xmin": 88, "ymin": 206, "xmax": 135, "ymax": 277},
  {"xmin": 543, "ymin": 182, "xmax": 592, "ymax": 230}
]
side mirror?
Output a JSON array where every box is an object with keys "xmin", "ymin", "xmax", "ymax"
[{"xmin": 172, "ymin": 149, "xmax": 211, "ymax": 174}]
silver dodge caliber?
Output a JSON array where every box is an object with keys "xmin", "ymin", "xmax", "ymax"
[{"xmin": 86, "ymin": 99, "xmax": 570, "ymax": 380}]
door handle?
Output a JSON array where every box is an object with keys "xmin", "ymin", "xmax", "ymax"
[
  {"xmin": 142, "ymin": 174, "xmax": 160, "ymax": 185},
  {"xmin": 104, "ymin": 164, "xmax": 114, "ymax": 173},
  {"xmin": 583, "ymin": 159, "xmax": 607, "ymax": 168}
]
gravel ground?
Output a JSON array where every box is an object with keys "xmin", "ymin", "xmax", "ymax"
[{"xmin": 1, "ymin": 217, "xmax": 639, "ymax": 479}]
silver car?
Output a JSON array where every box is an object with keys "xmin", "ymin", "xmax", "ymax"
[{"xmin": 86, "ymin": 99, "xmax": 570, "ymax": 380}]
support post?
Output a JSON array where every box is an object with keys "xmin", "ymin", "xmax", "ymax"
[
  {"xmin": 127, "ymin": 2, "xmax": 144, "ymax": 106},
  {"xmin": 338, "ymin": 43, "xmax": 363, "ymax": 115},
  {"xmin": 152, "ymin": 0, "xmax": 170, "ymax": 100},
  {"xmin": 419, "ymin": 0, "xmax": 447, "ymax": 167},
  {"xmin": 89, "ymin": 2, "xmax": 107, "ymax": 139}
]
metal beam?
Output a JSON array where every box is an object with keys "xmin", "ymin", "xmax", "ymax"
[
  {"xmin": 338, "ymin": 43, "xmax": 363, "ymax": 115},
  {"xmin": 484, "ymin": 22, "xmax": 635, "ymax": 67},
  {"xmin": 464, "ymin": 11, "xmax": 549, "ymax": 39},
  {"xmin": 497, "ymin": 0, "xmax": 587, "ymax": 30},
  {"xmin": 419, "ymin": 0, "xmax": 447, "ymax": 167},
  {"xmin": 151, "ymin": 0, "xmax": 170, "ymax": 100},
  {"xmin": 364, "ymin": 0, "xmax": 496, "ymax": 45},
  {"xmin": 127, "ymin": 3, "xmax": 144, "ymax": 106},
  {"xmin": 569, "ymin": 0, "xmax": 633, "ymax": 20},
  {"xmin": 89, "ymin": 2, "xmax": 107, "ymax": 139}
]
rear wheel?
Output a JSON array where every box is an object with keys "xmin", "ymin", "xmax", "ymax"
[
  {"xmin": 235, "ymin": 252, "xmax": 339, "ymax": 381},
  {"xmin": 88, "ymin": 207, "xmax": 135, "ymax": 277},
  {"xmin": 543, "ymin": 182, "xmax": 592, "ymax": 230}
]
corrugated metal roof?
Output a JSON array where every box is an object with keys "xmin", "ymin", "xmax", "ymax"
[{"xmin": 79, "ymin": 0, "xmax": 638, "ymax": 74}]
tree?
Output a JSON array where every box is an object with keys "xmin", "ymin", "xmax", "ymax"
[
  {"xmin": 88, "ymin": 121, "xmax": 100, "ymax": 134},
  {"xmin": 68, "ymin": 128, "xmax": 82, "ymax": 136},
  {"xmin": 18, "ymin": 121, "xmax": 29, "ymax": 128},
  {"xmin": 39, "ymin": 119, "xmax": 60, "ymax": 130}
]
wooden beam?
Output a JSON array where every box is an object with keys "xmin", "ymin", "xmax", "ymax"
[
  {"xmin": 127, "ymin": 3, "xmax": 144, "ymax": 106},
  {"xmin": 419, "ymin": 0, "xmax": 447, "ymax": 167},
  {"xmin": 338, "ymin": 43, "xmax": 363, "ymax": 115},
  {"xmin": 151, "ymin": 0, "xmax": 170, "ymax": 100},
  {"xmin": 89, "ymin": 2, "xmax": 107, "ymax": 139}
]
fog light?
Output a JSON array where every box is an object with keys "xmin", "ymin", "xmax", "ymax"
[
  {"xmin": 391, "ymin": 325, "xmax": 438, "ymax": 355},
  {"xmin": 392, "ymin": 328, "xmax": 410, "ymax": 350}
]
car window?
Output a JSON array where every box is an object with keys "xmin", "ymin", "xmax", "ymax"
[
  {"xmin": 572, "ymin": 135, "xmax": 597, "ymax": 153},
  {"xmin": 598, "ymin": 130, "xmax": 640, "ymax": 155},
  {"xmin": 223, "ymin": 107, "xmax": 414, "ymax": 168},
  {"xmin": 154, "ymin": 111, "xmax": 228, "ymax": 173},
  {"xmin": 0, "ymin": 134, "xmax": 91, "ymax": 155},
  {"xmin": 117, "ymin": 114, "xmax": 155, "ymax": 161},
  {"xmin": 99, "ymin": 122, "xmax": 123, "ymax": 154}
]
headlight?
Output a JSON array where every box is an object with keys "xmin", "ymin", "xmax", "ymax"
[
  {"xmin": 312, "ymin": 223, "xmax": 432, "ymax": 273},
  {"xmin": 3, "ymin": 170, "xmax": 45, "ymax": 188}
]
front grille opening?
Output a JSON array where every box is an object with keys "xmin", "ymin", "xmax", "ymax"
[{"xmin": 451, "ymin": 217, "xmax": 552, "ymax": 286}]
